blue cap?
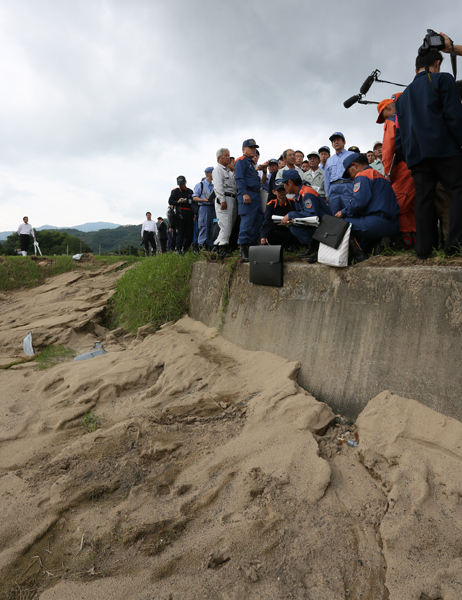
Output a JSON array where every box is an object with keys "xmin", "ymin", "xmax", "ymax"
[
  {"xmin": 342, "ymin": 153, "xmax": 360, "ymax": 178},
  {"xmin": 329, "ymin": 131, "xmax": 345, "ymax": 142},
  {"xmin": 281, "ymin": 169, "xmax": 300, "ymax": 183},
  {"xmin": 242, "ymin": 138, "xmax": 259, "ymax": 148},
  {"xmin": 318, "ymin": 146, "xmax": 330, "ymax": 154},
  {"xmin": 177, "ymin": 175, "xmax": 186, "ymax": 184},
  {"xmin": 269, "ymin": 158, "xmax": 278, "ymax": 164},
  {"xmin": 204, "ymin": 167, "xmax": 214, "ymax": 173}
]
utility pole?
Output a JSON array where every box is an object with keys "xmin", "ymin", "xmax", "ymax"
[
  {"xmin": 66, "ymin": 244, "xmax": 69, "ymax": 256},
  {"xmin": 99, "ymin": 244, "xmax": 101, "ymax": 256}
]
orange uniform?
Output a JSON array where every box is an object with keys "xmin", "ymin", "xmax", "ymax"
[{"xmin": 382, "ymin": 116, "xmax": 416, "ymax": 235}]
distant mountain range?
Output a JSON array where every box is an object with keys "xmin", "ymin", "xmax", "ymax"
[{"xmin": 0, "ymin": 221, "xmax": 122, "ymax": 240}]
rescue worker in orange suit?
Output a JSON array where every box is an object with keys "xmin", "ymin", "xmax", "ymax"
[
  {"xmin": 376, "ymin": 94, "xmax": 416, "ymax": 249},
  {"xmin": 260, "ymin": 181, "xmax": 298, "ymax": 248}
]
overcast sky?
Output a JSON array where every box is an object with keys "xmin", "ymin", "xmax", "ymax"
[{"xmin": 0, "ymin": 0, "xmax": 460, "ymax": 231}]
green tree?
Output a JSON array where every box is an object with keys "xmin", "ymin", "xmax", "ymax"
[{"xmin": 0, "ymin": 230, "xmax": 92, "ymax": 256}]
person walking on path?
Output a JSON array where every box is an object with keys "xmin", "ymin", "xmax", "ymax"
[{"xmin": 17, "ymin": 216, "xmax": 35, "ymax": 256}]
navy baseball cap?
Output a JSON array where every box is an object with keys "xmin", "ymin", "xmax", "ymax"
[
  {"xmin": 204, "ymin": 167, "xmax": 214, "ymax": 173},
  {"xmin": 274, "ymin": 181, "xmax": 285, "ymax": 191},
  {"xmin": 329, "ymin": 131, "xmax": 345, "ymax": 142},
  {"xmin": 348, "ymin": 146, "xmax": 360, "ymax": 153},
  {"xmin": 281, "ymin": 169, "xmax": 300, "ymax": 183},
  {"xmin": 318, "ymin": 146, "xmax": 330, "ymax": 154},
  {"xmin": 177, "ymin": 175, "xmax": 186, "ymax": 184},
  {"xmin": 242, "ymin": 138, "xmax": 259, "ymax": 148},
  {"xmin": 269, "ymin": 158, "xmax": 278, "ymax": 164},
  {"xmin": 342, "ymin": 153, "xmax": 360, "ymax": 178}
]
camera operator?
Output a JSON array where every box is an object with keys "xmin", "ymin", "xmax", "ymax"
[{"xmin": 395, "ymin": 42, "xmax": 462, "ymax": 258}]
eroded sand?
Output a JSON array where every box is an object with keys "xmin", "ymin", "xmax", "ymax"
[{"xmin": 1, "ymin": 267, "xmax": 461, "ymax": 600}]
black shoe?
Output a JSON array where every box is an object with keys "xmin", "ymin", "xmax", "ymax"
[
  {"xmin": 306, "ymin": 252, "xmax": 318, "ymax": 264},
  {"xmin": 298, "ymin": 241, "xmax": 318, "ymax": 259},
  {"xmin": 349, "ymin": 237, "xmax": 367, "ymax": 263},
  {"xmin": 240, "ymin": 245, "xmax": 249, "ymax": 262},
  {"xmin": 219, "ymin": 245, "xmax": 229, "ymax": 260},
  {"xmin": 373, "ymin": 236, "xmax": 391, "ymax": 256}
]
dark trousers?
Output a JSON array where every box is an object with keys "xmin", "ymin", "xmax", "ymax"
[
  {"xmin": 176, "ymin": 211, "xmax": 194, "ymax": 251},
  {"xmin": 267, "ymin": 226, "xmax": 299, "ymax": 247},
  {"xmin": 411, "ymin": 155, "xmax": 462, "ymax": 255},
  {"xmin": 20, "ymin": 234, "xmax": 31, "ymax": 253},
  {"xmin": 143, "ymin": 231, "xmax": 156, "ymax": 254},
  {"xmin": 159, "ymin": 239, "xmax": 167, "ymax": 253},
  {"xmin": 167, "ymin": 229, "xmax": 176, "ymax": 251}
]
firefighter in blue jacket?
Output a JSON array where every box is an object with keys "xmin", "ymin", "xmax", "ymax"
[
  {"xmin": 337, "ymin": 153, "xmax": 400, "ymax": 250},
  {"xmin": 234, "ymin": 138, "xmax": 264, "ymax": 262},
  {"xmin": 280, "ymin": 169, "xmax": 332, "ymax": 261},
  {"xmin": 260, "ymin": 181, "xmax": 297, "ymax": 247}
]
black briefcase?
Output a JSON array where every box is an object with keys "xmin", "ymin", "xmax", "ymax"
[
  {"xmin": 312, "ymin": 214, "xmax": 349, "ymax": 249},
  {"xmin": 249, "ymin": 245, "xmax": 283, "ymax": 287}
]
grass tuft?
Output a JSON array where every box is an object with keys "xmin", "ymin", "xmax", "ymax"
[
  {"xmin": 110, "ymin": 252, "xmax": 201, "ymax": 333},
  {"xmin": 36, "ymin": 345, "xmax": 76, "ymax": 370},
  {"xmin": 82, "ymin": 410, "xmax": 104, "ymax": 432}
]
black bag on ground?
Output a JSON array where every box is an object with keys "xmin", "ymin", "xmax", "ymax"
[
  {"xmin": 249, "ymin": 245, "xmax": 283, "ymax": 287},
  {"xmin": 312, "ymin": 214, "xmax": 349, "ymax": 249}
]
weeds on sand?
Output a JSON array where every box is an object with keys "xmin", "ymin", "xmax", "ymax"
[
  {"xmin": 82, "ymin": 410, "xmax": 104, "ymax": 433},
  {"xmin": 109, "ymin": 251, "xmax": 201, "ymax": 333},
  {"xmin": 36, "ymin": 345, "xmax": 76, "ymax": 370}
]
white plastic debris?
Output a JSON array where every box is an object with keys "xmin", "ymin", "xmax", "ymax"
[
  {"xmin": 34, "ymin": 240, "xmax": 42, "ymax": 256},
  {"xmin": 72, "ymin": 253, "xmax": 83, "ymax": 261},
  {"xmin": 23, "ymin": 332, "xmax": 35, "ymax": 357},
  {"xmin": 74, "ymin": 342, "xmax": 107, "ymax": 362}
]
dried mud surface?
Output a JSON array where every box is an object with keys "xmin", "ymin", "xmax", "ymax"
[{"xmin": 0, "ymin": 268, "xmax": 461, "ymax": 600}]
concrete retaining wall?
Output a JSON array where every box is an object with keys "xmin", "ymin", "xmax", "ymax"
[{"xmin": 189, "ymin": 261, "xmax": 462, "ymax": 421}]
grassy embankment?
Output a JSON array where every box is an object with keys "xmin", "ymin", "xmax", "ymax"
[
  {"xmin": 0, "ymin": 255, "xmax": 141, "ymax": 291},
  {"xmin": 110, "ymin": 252, "xmax": 201, "ymax": 333},
  {"xmin": 0, "ymin": 252, "xmax": 206, "ymax": 335}
]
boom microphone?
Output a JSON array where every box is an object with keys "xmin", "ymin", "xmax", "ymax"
[
  {"xmin": 343, "ymin": 94, "xmax": 361, "ymax": 109},
  {"xmin": 359, "ymin": 74, "xmax": 375, "ymax": 96}
]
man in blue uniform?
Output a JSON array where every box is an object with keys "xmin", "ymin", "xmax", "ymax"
[
  {"xmin": 395, "ymin": 48, "xmax": 462, "ymax": 258},
  {"xmin": 337, "ymin": 153, "xmax": 400, "ymax": 251},
  {"xmin": 234, "ymin": 138, "xmax": 264, "ymax": 262},
  {"xmin": 280, "ymin": 169, "xmax": 332, "ymax": 261},
  {"xmin": 193, "ymin": 167, "xmax": 215, "ymax": 250},
  {"xmin": 324, "ymin": 132, "xmax": 354, "ymax": 216},
  {"xmin": 260, "ymin": 182, "xmax": 297, "ymax": 248},
  {"xmin": 168, "ymin": 176, "xmax": 195, "ymax": 253}
]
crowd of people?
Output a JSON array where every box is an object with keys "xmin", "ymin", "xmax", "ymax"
[
  {"xmin": 158, "ymin": 33, "xmax": 462, "ymax": 264},
  {"xmin": 17, "ymin": 34, "xmax": 462, "ymax": 266}
]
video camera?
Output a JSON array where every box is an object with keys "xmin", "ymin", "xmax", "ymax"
[
  {"xmin": 418, "ymin": 29, "xmax": 457, "ymax": 80},
  {"xmin": 418, "ymin": 29, "xmax": 445, "ymax": 56}
]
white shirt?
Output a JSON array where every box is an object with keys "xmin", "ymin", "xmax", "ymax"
[
  {"xmin": 17, "ymin": 223, "xmax": 35, "ymax": 236},
  {"xmin": 141, "ymin": 220, "xmax": 158, "ymax": 235},
  {"xmin": 212, "ymin": 163, "xmax": 237, "ymax": 202}
]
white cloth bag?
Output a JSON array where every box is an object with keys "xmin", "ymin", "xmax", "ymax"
[{"xmin": 317, "ymin": 223, "xmax": 351, "ymax": 268}]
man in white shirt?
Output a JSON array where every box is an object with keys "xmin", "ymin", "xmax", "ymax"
[
  {"xmin": 141, "ymin": 212, "xmax": 157, "ymax": 256},
  {"xmin": 303, "ymin": 151, "xmax": 326, "ymax": 199},
  {"xmin": 370, "ymin": 141, "xmax": 385, "ymax": 175},
  {"xmin": 212, "ymin": 147, "xmax": 238, "ymax": 258},
  {"xmin": 17, "ymin": 216, "xmax": 35, "ymax": 256},
  {"xmin": 276, "ymin": 149, "xmax": 306, "ymax": 184}
]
